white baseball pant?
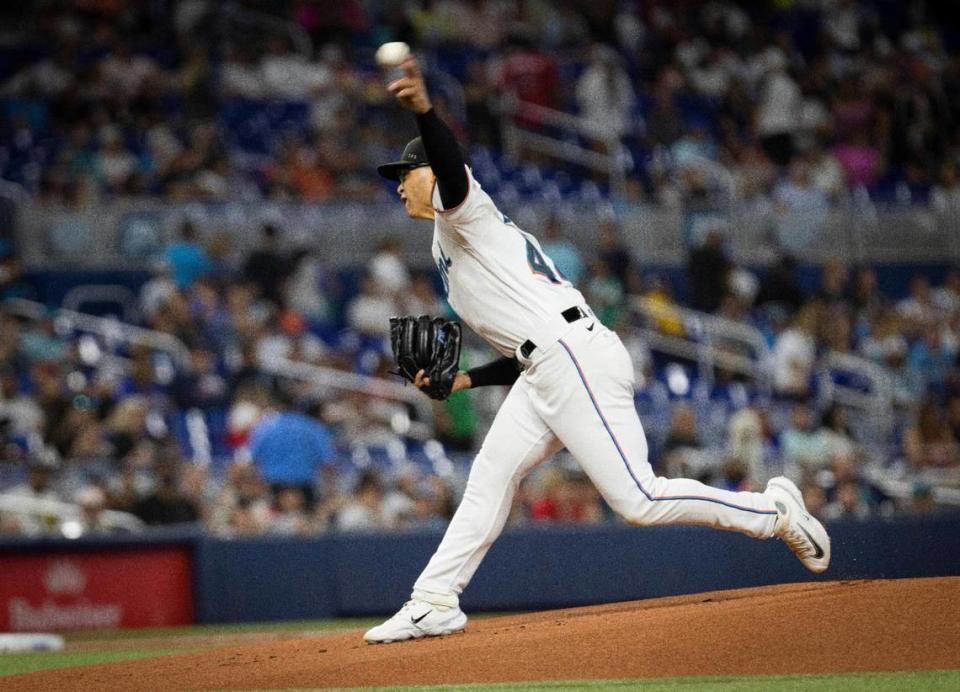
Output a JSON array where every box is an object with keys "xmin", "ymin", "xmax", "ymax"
[{"xmin": 412, "ymin": 320, "xmax": 779, "ymax": 605}]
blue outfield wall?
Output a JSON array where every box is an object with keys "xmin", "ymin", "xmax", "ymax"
[
  {"xmin": 3, "ymin": 516, "xmax": 959, "ymax": 625},
  {"xmin": 191, "ymin": 515, "xmax": 960, "ymax": 623}
]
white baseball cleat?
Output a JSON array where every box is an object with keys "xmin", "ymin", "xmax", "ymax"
[
  {"xmin": 363, "ymin": 599, "xmax": 467, "ymax": 644},
  {"xmin": 766, "ymin": 476, "xmax": 831, "ymax": 574}
]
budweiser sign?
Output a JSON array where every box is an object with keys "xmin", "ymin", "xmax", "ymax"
[{"xmin": 0, "ymin": 548, "xmax": 194, "ymax": 631}]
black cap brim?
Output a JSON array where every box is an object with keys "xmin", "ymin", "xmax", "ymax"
[{"xmin": 377, "ymin": 161, "xmax": 427, "ymax": 181}]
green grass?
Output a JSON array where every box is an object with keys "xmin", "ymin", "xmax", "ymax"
[
  {"xmin": 307, "ymin": 670, "xmax": 959, "ymax": 691},
  {"xmin": 60, "ymin": 617, "xmax": 381, "ymax": 643},
  {"xmin": 0, "ymin": 648, "xmax": 188, "ymax": 677}
]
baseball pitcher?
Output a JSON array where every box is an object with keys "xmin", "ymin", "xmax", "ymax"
[{"xmin": 364, "ymin": 55, "xmax": 830, "ymax": 644}]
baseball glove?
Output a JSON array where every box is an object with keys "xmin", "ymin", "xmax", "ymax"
[{"xmin": 389, "ymin": 315, "xmax": 462, "ymax": 400}]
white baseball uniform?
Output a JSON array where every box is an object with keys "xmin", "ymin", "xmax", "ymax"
[{"xmin": 412, "ymin": 168, "xmax": 779, "ymax": 606}]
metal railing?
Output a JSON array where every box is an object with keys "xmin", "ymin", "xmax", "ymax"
[
  {"xmin": 499, "ymin": 96, "xmax": 628, "ymax": 197},
  {"xmin": 4, "ymin": 297, "xmax": 191, "ymax": 365},
  {"xmin": 0, "ymin": 493, "xmax": 144, "ymax": 533},
  {"xmin": 862, "ymin": 467, "xmax": 960, "ymax": 506},
  {"xmin": 817, "ymin": 351, "xmax": 894, "ymax": 430},
  {"xmin": 626, "ymin": 296, "xmax": 896, "ymax": 443},
  {"xmin": 61, "ymin": 285, "xmax": 139, "ymax": 323},
  {"xmin": 628, "ymin": 295, "xmax": 772, "ymax": 393},
  {"xmin": 259, "ymin": 356, "xmax": 434, "ymax": 436},
  {"xmin": 2, "ymin": 298, "xmax": 435, "ymax": 436},
  {"xmin": 220, "ymin": 3, "xmax": 313, "ymax": 57}
]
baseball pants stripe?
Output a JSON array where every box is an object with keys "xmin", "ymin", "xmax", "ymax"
[
  {"xmin": 557, "ymin": 339, "xmax": 778, "ymax": 517},
  {"xmin": 413, "ymin": 321, "xmax": 777, "ymax": 604}
]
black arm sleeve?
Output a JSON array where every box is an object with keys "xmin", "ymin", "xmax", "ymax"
[
  {"xmin": 467, "ymin": 357, "xmax": 521, "ymax": 388},
  {"xmin": 416, "ymin": 108, "xmax": 468, "ymax": 210}
]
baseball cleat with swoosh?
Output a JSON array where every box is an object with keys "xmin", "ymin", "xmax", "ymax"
[
  {"xmin": 363, "ymin": 599, "xmax": 467, "ymax": 644},
  {"xmin": 766, "ymin": 476, "xmax": 831, "ymax": 574}
]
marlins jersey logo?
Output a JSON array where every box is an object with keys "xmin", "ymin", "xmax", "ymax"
[
  {"xmin": 430, "ymin": 167, "xmax": 585, "ymax": 357},
  {"xmin": 436, "ymin": 243, "xmax": 452, "ymax": 295}
]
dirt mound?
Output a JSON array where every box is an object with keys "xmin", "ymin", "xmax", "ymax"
[{"xmin": 5, "ymin": 578, "xmax": 959, "ymax": 691}]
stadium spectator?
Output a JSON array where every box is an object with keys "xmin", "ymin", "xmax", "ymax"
[
  {"xmin": 756, "ymin": 255, "xmax": 806, "ymax": 315},
  {"xmin": 497, "ymin": 34, "xmax": 560, "ymax": 122},
  {"xmin": 210, "ymin": 461, "xmax": 273, "ymax": 535},
  {"xmin": 221, "ymin": 46, "xmax": 266, "ymax": 99},
  {"xmin": 243, "ymin": 224, "xmax": 292, "ymax": 307},
  {"xmin": 817, "ymin": 260, "xmax": 851, "ymax": 311},
  {"xmin": 909, "ymin": 325, "xmax": 956, "ymax": 396},
  {"xmin": 878, "ymin": 335, "xmax": 926, "ymax": 407},
  {"xmin": 0, "ymin": 240, "xmax": 28, "ymax": 301},
  {"xmin": 659, "ymin": 404, "xmax": 705, "ymax": 480},
  {"xmin": 771, "ymin": 303, "xmax": 819, "ymax": 398},
  {"xmin": 133, "ymin": 457, "xmax": 201, "ymax": 526},
  {"xmin": 463, "ymin": 60, "xmax": 500, "ymax": 149},
  {"xmin": 164, "ymin": 221, "xmax": 212, "ymax": 292},
  {"xmin": 103, "ymin": 396, "xmax": 153, "ymax": 462},
  {"xmin": 285, "ymin": 248, "xmax": 337, "ymax": 325},
  {"xmin": 74, "ymin": 485, "xmax": 117, "ymax": 535},
  {"xmin": 774, "ymin": 160, "xmax": 829, "ymax": 255},
  {"xmin": 823, "ymin": 480, "xmax": 872, "ymax": 521},
  {"xmin": 832, "ymin": 129, "xmax": 883, "ymax": 189},
  {"xmin": 248, "ymin": 395, "xmax": 334, "ymax": 506},
  {"xmin": 172, "ymin": 342, "xmax": 230, "ymax": 413},
  {"xmin": 931, "ymin": 164, "xmax": 960, "ymax": 216},
  {"xmin": 754, "ymin": 48, "xmax": 800, "ymax": 166},
  {"xmin": 687, "ymin": 229, "xmax": 731, "ymax": 314},
  {"xmin": 596, "ymin": 220, "xmax": 634, "ymax": 290},
  {"xmin": 540, "ymin": 217, "xmax": 585, "ymax": 287},
  {"xmin": 336, "ymin": 469, "xmax": 386, "ymax": 531},
  {"xmin": 799, "ymin": 482, "xmax": 827, "ymax": 520},
  {"xmin": 268, "ymin": 487, "xmax": 312, "ymax": 535},
  {"xmin": 95, "ymin": 126, "xmax": 139, "ymax": 194},
  {"xmin": 948, "ymin": 394, "xmax": 960, "ymax": 445},
  {"xmin": 727, "ymin": 405, "xmax": 779, "ymax": 485},
  {"xmin": 780, "ymin": 403, "xmax": 831, "ymax": 480},
  {"xmin": 346, "ymin": 275, "xmax": 399, "ymax": 339},
  {"xmin": 904, "ymin": 399, "xmax": 960, "ymax": 468},
  {"xmin": 1, "ymin": 455, "xmax": 62, "ymax": 536},
  {"xmin": 932, "ymin": 269, "xmax": 960, "ymax": 315},
  {"xmin": 820, "ymin": 405, "xmax": 858, "ymax": 461},
  {"xmin": 641, "ymin": 275, "xmax": 683, "ymax": 337},
  {"xmin": 530, "ymin": 468, "xmax": 603, "ymax": 524},
  {"xmin": 405, "ymin": 476, "xmax": 457, "ymax": 531},
  {"xmin": 585, "ymin": 258, "xmax": 625, "ymax": 329},
  {"xmin": 404, "ymin": 272, "xmax": 442, "ymax": 317},
  {"xmin": 575, "ymin": 45, "xmax": 635, "ymax": 146},
  {"xmin": 1, "ymin": 46, "xmax": 75, "ymax": 98},
  {"xmin": 806, "ymin": 144, "xmax": 846, "ymax": 201},
  {"xmin": 851, "ymin": 267, "xmax": 888, "ymax": 327},
  {"xmin": 897, "ymin": 275, "xmax": 939, "ymax": 332},
  {"xmin": 0, "ymin": 365, "xmax": 43, "ymax": 441},
  {"xmin": 369, "ymin": 238, "xmax": 411, "ymax": 295}
]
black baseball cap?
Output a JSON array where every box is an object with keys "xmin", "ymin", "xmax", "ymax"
[{"xmin": 377, "ymin": 137, "xmax": 429, "ymax": 181}]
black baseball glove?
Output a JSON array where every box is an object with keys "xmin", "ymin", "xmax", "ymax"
[{"xmin": 389, "ymin": 315, "xmax": 462, "ymax": 400}]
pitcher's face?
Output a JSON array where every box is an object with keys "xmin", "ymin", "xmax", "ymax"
[{"xmin": 397, "ymin": 166, "xmax": 436, "ymax": 220}]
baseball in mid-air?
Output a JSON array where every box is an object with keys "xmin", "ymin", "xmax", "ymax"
[{"xmin": 376, "ymin": 41, "xmax": 411, "ymax": 68}]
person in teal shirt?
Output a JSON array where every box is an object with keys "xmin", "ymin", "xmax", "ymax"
[{"xmin": 164, "ymin": 221, "xmax": 211, "ymax": 290}]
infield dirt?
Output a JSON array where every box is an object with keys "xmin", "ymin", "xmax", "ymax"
[{"xmin": 4, "ymin": 577, "xmax": 959, "ymax": 690}]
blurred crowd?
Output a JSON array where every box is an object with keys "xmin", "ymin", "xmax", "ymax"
[
  {"xmin": 1, "ymin": 0, "xmax": 960, "ymax": 538},
  {"xmin": 0, "ymin": 0, "xmax": 958, "ymax": 206},
  {"xmin": 2, "ymin": 208, "xmax": 959, "ymax": 538}
]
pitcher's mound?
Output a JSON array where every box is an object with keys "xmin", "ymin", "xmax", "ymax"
[{"xmin": 7, "ymin": 578, "xmax": 960, "ymax": 690}]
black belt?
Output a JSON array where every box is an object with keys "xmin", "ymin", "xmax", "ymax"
[{"xmin": 519, "ymin": 306, "xmax": 588, "ymax": 359}]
